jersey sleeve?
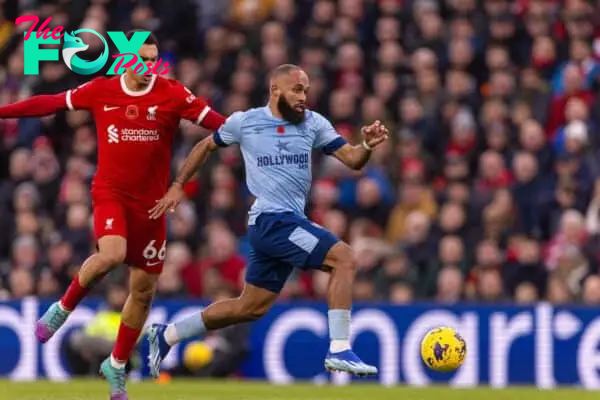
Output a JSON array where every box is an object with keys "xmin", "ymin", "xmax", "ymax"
[
  {"xmin": 311, "ymin": 112, "xmax": 347, "ymax": 155},
  {"xmin": 66, "ymin": 77, "xmax": 104, "ymax": 111},
  {"xmin": 212, "ymin": 112, "xmax": 244, "ymax": 147},
  {"xmin": 174, "ymin": 83, "xmax": 213, "ymax": 124}
]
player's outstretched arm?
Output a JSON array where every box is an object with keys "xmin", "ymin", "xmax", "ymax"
[
  {"xmin": 0, "ymin": 78, "xmax": 101, "ymax": 118},
  {"xmin": 150, "ymin": 110, "xmax": 242, "ymax": 219},
  {"xmin": 0, "ymin": 93, "xmax": 69, "ymax": 118},
  {"xmin": 173, "ymin": 135, "xmax": 220, "ymax": 188},
  {"xmin": 148, "ymin": 135, "xmax": 219, "ymax": 219},
  {"xmin": 332, "ymin": 120, "xmax": 389, "ymax": 170}
]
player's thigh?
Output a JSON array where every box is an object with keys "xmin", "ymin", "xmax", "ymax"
[
  {"xmin": 125, "ymin": 212, "xmax": 167, "ymax": 274},
  {"xmin": 250, "ymin": 213, "xmax": 340, "ymax": 271},
  {"xmin": 93, "ymin": 202, "xmax": 128, "ymax": 263},
  {"xmin": 245, "ymin": 246, "xmax": 294, "ymax": 294}
]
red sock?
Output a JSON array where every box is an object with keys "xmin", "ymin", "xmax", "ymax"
[
  {"xmin": 60, "ymin": 274, "xmax": 91, "ymax": 311},
  {"xmin": 112, "ymin": 323, "xmax": 142, "ymax": 362}
]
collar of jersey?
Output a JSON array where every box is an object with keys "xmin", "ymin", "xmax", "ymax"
[
  {"xmin": 263, "ymin": 105, "xmax": 278, "ymax": 120},
  {"xmin": 120, "ymin": 74, "xmax": 157, "ymax": 97}
]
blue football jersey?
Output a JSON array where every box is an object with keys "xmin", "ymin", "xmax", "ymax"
[{"xmin": 213, "ymin": 106, "xmax": 346, "ymax": 224}]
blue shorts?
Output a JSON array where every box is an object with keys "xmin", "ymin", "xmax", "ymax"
[{"xmin": 246, "ymin": 212, "xmax": 340, "ymax": 293}]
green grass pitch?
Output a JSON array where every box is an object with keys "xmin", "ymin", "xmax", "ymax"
[{"xmin": 0, "ymin": 380, "xmax": 597, "ymax": 400}]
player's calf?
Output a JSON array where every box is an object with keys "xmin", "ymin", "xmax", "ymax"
[
  {"xmin": 112, "ymin": 268, "xmax": 158, "ymax": 370},
  {"xmin": 323, "ymin": 242, "xmax": 356, "ymax": 310},
  {"xmin": 321, "ymin": 242, "xmax": 378, "ymax": 376},
  {"xmin": 122, "ymin": 269, "xmax": 157, "ymax": 327},
  {"xmin": 203, "ymin": 287, "xmax": 275, "ymax": 328},
  {"xmin": 147, "ymin": 284, "xmax": 277, "ymax": 378},
  {"xmin": 68, "ymin": 236, "xmax": 127, "ymax": 305},
  {"xmin": 323, "ymin": 242, "xmax": 356, "ymax": 349}
]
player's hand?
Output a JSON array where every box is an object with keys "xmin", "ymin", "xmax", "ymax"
[
  {"xmin": 148, "ymin": 184, "xmax": 185, "ymax": 219},
  {"xmin": 360, "ymin": 120, "xmax": 389, "ymax": 149}
]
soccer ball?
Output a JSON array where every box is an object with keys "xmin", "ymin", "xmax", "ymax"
[
  {"xmin": 183, "ymin": 341, "xmax": 214, "ymax": 370},
  {"xmin": 420, "ymin": 326, "xmax": 467, "ymax": 372}
]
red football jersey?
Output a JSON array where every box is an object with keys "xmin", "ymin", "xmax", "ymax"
[{"xmin": 66, "ymin": 75, "xmax": 213, "ymax": 209}]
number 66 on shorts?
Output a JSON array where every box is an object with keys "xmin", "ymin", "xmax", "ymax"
[
  {"xmin": 143, "ymin": 240, "xmax": 166, "ymax": 266},
  {"xmin": 93, "ymin": 200, "xmax": 167, "ymax": 273},
  {"xmin": 127, "ymin": 231, "xmax": 167, "ymax": 273}
]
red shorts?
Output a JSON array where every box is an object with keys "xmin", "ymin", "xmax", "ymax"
[{"xmin": 93, "ymin": 196, "xmax": 166, "ymax": 274}]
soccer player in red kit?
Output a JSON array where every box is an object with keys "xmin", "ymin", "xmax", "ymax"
[{"xmin": 0, "ymin": 31, "xmax": 225, "ymax": 399}]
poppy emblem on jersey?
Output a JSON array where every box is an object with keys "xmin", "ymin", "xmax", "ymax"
[
  {"xmin": 147, "ymin": 105, "xmax": 158, "ymax": 121},
  {"xmin": 126, "ymin": 105, "xmax": 139, "ymax": 120},
  {"xmin": 277, "ymin": 126, "xmax": 285, "ymax": 134}
]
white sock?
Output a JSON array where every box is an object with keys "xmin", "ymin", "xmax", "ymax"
[
  {"xmin": 329, "ymin": 339, "xmax": 351, "ymax": 353},
  {"xmin": 110, "ymin": 354, "xmax": 126, "ymax": 369},
  {"xmin": 328, "ymin": 309, "xmax": 351, "ymax": 353},
  {"xmin": 164, "ymin": 324, "xmax": 180, "ymax": 346},
  {"xmin": 165, "ymin": 312, "xmax": 207, "ymax": 345}
]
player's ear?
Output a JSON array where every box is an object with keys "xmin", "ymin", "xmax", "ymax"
[{"xmin": 271, "ymin": 84, "xmax": 280, "ymax": 97}]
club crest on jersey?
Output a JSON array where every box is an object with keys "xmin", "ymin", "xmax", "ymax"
[
  {"xmin": 125, "ymin": 104, "xmax": 139, "ymax": 120},
  {"xmin": 147, "ymin": 105, "xmax": 158, "ymax": 120}
]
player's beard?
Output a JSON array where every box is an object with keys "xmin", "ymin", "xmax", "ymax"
[{"xmin": 277, "ymin": 95, "xmax": 305, "ymax": 125}]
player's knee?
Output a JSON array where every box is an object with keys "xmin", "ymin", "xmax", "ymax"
[
  {"xmin": 327, "ymin": 242, "xmax": 356, "ymax": 273},
  {"xmin": 131, "ymin": 284, "xmax": 155, "ymax": 307},
  {"xmin": 97, "ymin": 239, "xmax": 127, "ymax": 268},
  {"xmin": 99, "ymin": 249, "xmax": 126, "ymax": 268}
]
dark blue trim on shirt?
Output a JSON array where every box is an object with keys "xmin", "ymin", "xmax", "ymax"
[
  {"xmin": 213, "ymin": 130, "xmax": 228, "ymax": 147},
  {"xmin": 322, "ymin": 136, "xmax": 347, "ymax": 155}
]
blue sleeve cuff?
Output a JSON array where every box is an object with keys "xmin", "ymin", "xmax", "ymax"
[
  {"xmin": 213, "ymin": 130, "xmax": 228, "ymax": 147},
  {"xmin": 322, "ymin": 136, "xmax": 347, "ymax": 155}
]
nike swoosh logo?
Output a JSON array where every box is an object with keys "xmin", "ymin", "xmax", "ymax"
[
  {"xmin": 146, "ymin": 261, "xmax": 161, "ymax": 266},
  {"xmin": 104, "ymin": 105, "xmax": 120, "ymax": 111}
]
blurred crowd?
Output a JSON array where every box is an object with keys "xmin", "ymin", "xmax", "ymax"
[{"xmin": 1, "ymin": 0, "xmax": 600, "ymax": 305}]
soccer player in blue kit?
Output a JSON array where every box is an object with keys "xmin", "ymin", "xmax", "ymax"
[{"xmin": 146, "ymin": 64, "xmax": 389, "ymax": 377}]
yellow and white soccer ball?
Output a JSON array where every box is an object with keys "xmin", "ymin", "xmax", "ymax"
[{"xmin": 420, "ymin": 326, "xmax": 467, "ymax": 372}]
